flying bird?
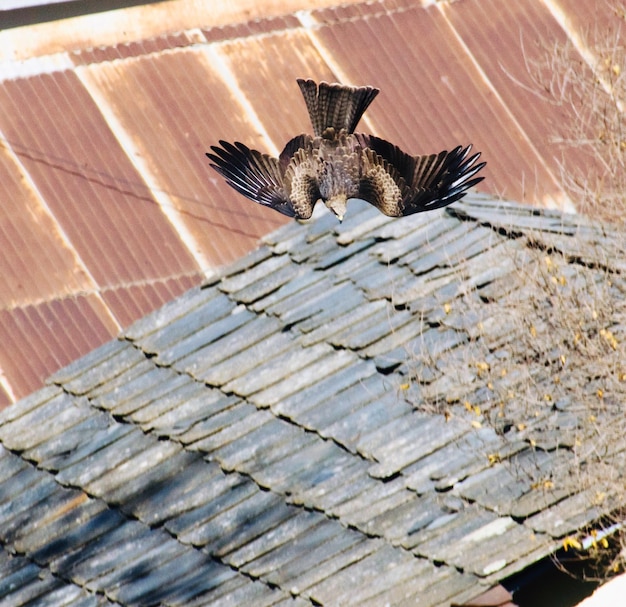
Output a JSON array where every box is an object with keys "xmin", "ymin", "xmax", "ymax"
[{"xmin": 207, "ymin": 79, "xmax": 485, "ymax": 221}]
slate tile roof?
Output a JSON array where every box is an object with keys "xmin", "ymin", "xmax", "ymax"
[{"xmin": 1, "ymin": 195, "xmax": 625, "ymax": 605}]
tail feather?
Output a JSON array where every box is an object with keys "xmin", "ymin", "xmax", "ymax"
[{"xmin": 297, "ymin": 78, "xmax": 379, "ymax": 136}]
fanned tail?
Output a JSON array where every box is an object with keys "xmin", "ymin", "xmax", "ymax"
[{"xmin": 297, "ymin": 78, "xmax": 379, "ymax": 136}]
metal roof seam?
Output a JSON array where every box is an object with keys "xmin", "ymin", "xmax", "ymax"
[
  {"xmin": 75, "ymin": 65, "xmax": 211, "ymax": 273},
  {"xmin": 436, "ymin": 2, "xmax": 575, "ymax": 214}
]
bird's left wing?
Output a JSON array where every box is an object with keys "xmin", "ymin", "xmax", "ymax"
[
  {"xmin": 357, "ymin": 134, "xmax": 485, "ymax": 217},
  {"xmin": 207, "ymin": 141, "xmax": 296, "ymax": 218}
]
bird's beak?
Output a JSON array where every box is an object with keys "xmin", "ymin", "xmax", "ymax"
[{"xmin": 326, "ymin": 196, "xmax": 347, "ymax": 222}]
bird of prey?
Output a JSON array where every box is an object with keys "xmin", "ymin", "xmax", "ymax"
[{"xmin": 207, "ymin": 78, "xmax": 485, "ymax": 221}]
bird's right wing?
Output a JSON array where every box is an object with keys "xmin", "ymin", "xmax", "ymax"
[
  {"xmin": 357, "ymin": 134, "xmax": 485, "ymax": 216},
  {"xmin": 207, "ymin": 141, "xmax": 297, "ymax": 218}
]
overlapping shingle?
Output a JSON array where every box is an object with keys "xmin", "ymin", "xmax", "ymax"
[{"xmin": 2, "ymin": 195, "xmax": 626, "ymax": 605}]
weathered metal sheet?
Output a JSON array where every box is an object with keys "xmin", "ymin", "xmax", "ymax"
[
  {"xmin": 443, "ymin": 0, "xmax": 592, "ymax": 208},
  {"xmin": 80, "ymin": 49, "xmax": 286, "ymax": 267},
  {"xmin": 0, "ymin": 71, "xmax": 199, "ymax": 286},
  {"xmin": 308, "ymin": 0, "xmax": 560, "ymax": 206},
  {"xmin": 0, "ymin": 296, "xmax": 119, "ymax": 406}
]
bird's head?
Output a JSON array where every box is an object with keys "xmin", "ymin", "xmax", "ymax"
[{"xmin": 325, "ymin": 194, "xmax": 348, "ymax": 222}]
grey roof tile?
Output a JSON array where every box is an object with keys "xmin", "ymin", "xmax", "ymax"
[
  {"xmin": 525, "ymin": 487, "xmax": 617, "ymax": 538},
  {"xmin": 60, "ymin": 342, "xmax": 147, "ymax": 396},
  {"xmin": 250, "ymin": 267, "xmax": 329, "ymax": 315},
  {"xmin": 271, "ymin": 358, "xmax": 377, "ymax": 418},
  {"xmin": 91, "ymin": 365, "xmax": 179, "ymax": 413},
  {"xmin": 285, "ymin": 537, "xmax": 382, "ymax": 597},
  {"xmin": 348, "ymin": 256, "xmax": 412, "ymax": 301},
  {"xmin": 104, "ymin": 371, "xmax": 194, "ymax": 419},
  {"xmin": 123, "ymin": 286, "xmax": 220, "ymax": 342},
  {"xmin": 219, "ymin": 253, "xmax": 292, "ymax": 295},
  {"xmin": 297, "ymin": 292, "xmax": 378, "ymax": 345},
  {"xmin": 124, "ymin": 454, "xmax": 218, "ymax": 526},
  {"xmin": 155, "ymin": 304, "xmax": 254, "ymax": 368},
  {"xmin": 250, "ymin": 348, "xmax": 359, "ymax": 410},
  {"xmin": 197, "ymin": 330, "xmax": 296, "ymax": 386},
  {"xmin": 306, "ymin": 544, "xmax": 462, "ymax": 607},
  {"xmin": 228, "ymin": 509, "xmax": 323, "ymax": 569},
  {"xmin": 55, "ymin": 425, "xmax": 150, "ymax": 488},
  {"xmin": 222, "ymin": 342, "xmax": 338, "ymax": 398},
  {"xmin": 207, "ymin": 414, "xmax": 302, "ymax": 470},
  {"xmin": 368, "ymin": 415, "xmax": 472, "ymax": 479},
  {"xmin": 5, "ymin": 196, "xmax": 626, "ymax": 605},
  {"xmin": 175, "ymin": 312, "xmax": 283, "ymax": 379},
  {"xmin": 0, "ymin": 391, "xmax": 93, "ymax": 452},
  {"xmin": 47, "ymin": 339, "xmax": 130, "ymax": 386},
  {"xmin": 145, "ymin": 390, "xmax": 241, "ymax": 438}
]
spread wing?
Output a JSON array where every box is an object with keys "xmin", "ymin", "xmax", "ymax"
[
  {"xmin": 207, "ymin": 141, "xmax": 297, "ymax": 218},
  {"xmin": 357, "ymin": 134, "xmax": 485, "ymax": 217}
]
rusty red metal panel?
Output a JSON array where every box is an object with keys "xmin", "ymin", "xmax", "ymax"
[
  {"xmin": 70, "ymin": 45, "xmax": 124, "ymax": 66},
  {"xmin": 443, "ymin": 0, "xmax": 596, "ymax": 207},
  {"xmin": 214, "ymin": 29, "xmax": 337, "ymax": 146},
  {"xmin": 0, "ymin": 145, "xmax": 92, "ymax": 307},
  {"xmin": 0, "ymin": 385, "xmax": 10, "ymax": 410},
  {"xmin": 308, "ymin": 0, "xmax": 565, "ymax": 206},
  {"xmin": 0, "ymin": 295, "xmax": 119, "ymax": 402},
  {"xmin": 0, "ymin": 70, "xmax": 200, "ymax": 288},
  {"xmin": 102, "ymin": 274, "xmax": 202, "ymax": 328},
  {"xmin": 557, "ymin": 0, "xmax": 623, "ymax": 39},
  {"xmin": 201, "ymin": 14, "xmax": 302, "ymax": 44},
  {"xmin": 83, "ymin": 50, "xmax": 286, "ymax": 267}
]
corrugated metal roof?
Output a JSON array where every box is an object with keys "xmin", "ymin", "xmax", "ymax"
[
  {"xmin": 1, "ymin": 195, "xmax": 624, "ymax": 605},
  {"xmin": 0, "ymin": 0, "xmax": 616, "ymax": 405},
  {"xmin": 0, "ymin": 295, "xmax": 118, "ymax": 404},
  {"xmin": 305, "ymin": 0, "xmax": 558, "ymax": 204}
]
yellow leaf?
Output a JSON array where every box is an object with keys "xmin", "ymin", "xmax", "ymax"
[
  {"xmin": 471, "ymin": 420, "xmax": 482, "ymax": 429},
  {"xmin": 517, "ymin": 423, "xmax": 526, "ymax": 431},
  {"xmin": 563, "ymin": 536, "xmax": 582, "ymax": 551},
  {"xmin": 464, "ymin": 400, "xmax": 472, "ymax": 411},
  {"xmin": 399, "ymin": 383, "xmax": 410, "ymax": 390},
  {"xmin": 529, "ymin": 325, "xmax": 537, "ymax": 338},
  {"xmin": 613, "ymin": 63, "xmax": 621, "ymax": 76},
  {"xmin": 443, "ymin": 303, "xmax": 451, "ymax": 314},
  {"xmin": 487, "ymin": 453, "xmax": 501, "ymax": 465},
  {"xmin": 597, "ymin": 389, "xmax": 604, "ymax": 399},
  {"xmin": 472, "ymin": 405, "xmax": 481, "ymax": 416}
]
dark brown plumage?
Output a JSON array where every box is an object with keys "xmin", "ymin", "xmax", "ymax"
[{"xmin": 207, "ymin": 78, "xmax": 485, "ymax": 221}]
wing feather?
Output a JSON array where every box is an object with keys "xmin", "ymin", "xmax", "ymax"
[
  {"xmin": 356, "ymin": 135, "xmax": 485, "ymax": 216},
  {"xmin": 206, "ymin": 141, "xmax": 297, "ymax": 218}
]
